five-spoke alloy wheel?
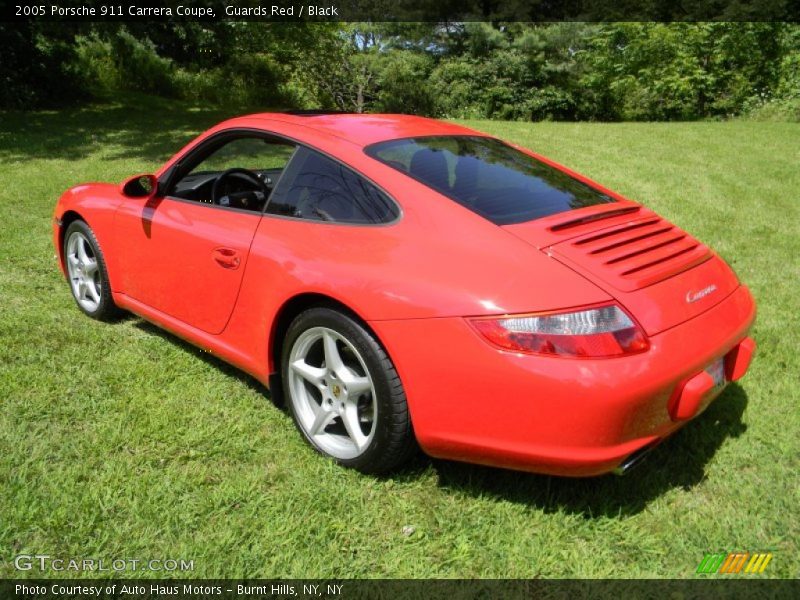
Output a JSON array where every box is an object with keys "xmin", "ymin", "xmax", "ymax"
[
  {"xmin": 66, "ymin": 231, "xmax": 102, "ymax": 312},
  {"xmin": 282, "ymin": 307, "xmax": 416, "ymax": 473},
  {"xmin": 288, "ymin": 327, "xmax": 377, "ymax": 459},
  {"xmin": 63, "ymin": 220, "xmax": 121, "ymax": 321}
]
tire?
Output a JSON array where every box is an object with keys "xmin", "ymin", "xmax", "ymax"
[
  {"xmin": 282, "ymin": 307, "xmax": 416, "ymax": 474},
  {"xmin": 62, "ymin": 220, "xmax": 122, "ymax": 321}
]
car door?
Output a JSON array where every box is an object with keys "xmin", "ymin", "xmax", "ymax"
[{"xmin": 114, "ymin": 132, "xmax": 296, "ymax": 334}]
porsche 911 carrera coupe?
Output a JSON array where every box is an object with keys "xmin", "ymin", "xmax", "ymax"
[{"xmin": 53, "ymin": 112, "xmax": 756, "ymax": 476}]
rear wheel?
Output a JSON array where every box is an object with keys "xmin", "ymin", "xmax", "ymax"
[
  {"xmin": 282, "ymin": 307, "xmax": 415, "ymax": 474},
  {"xmin": 63, "ymin": 220, "xmax": 121, "ymax": 321}
]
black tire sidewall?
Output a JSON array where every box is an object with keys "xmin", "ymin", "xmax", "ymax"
[
  {"xmin": 281, "ymin": 307, "xmax": 411, "ymax": 473},
  {"xmin": 63, "ymin": 220, "xmax": 118, "ymax": 320}
]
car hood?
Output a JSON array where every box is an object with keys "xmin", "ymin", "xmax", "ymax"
[{"xmin": 502, "ymin": 203, "xmax": 741, "ymax": 335}]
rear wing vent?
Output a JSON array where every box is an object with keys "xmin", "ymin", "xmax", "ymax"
[
  {"xmin": 549, "ymin": 206, "xmax": 640, "ymax": 232},
  {"xmin": 549, "ymin": 215, "xmax": 712, "ymax": 291}
]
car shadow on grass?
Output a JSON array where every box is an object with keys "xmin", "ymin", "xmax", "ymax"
[
  {"xmin": 130, "ymin": 313, "xmax": 747, "ymax": 518},
  {"xmin": 418, "ymin": 384, "xmax": 749, "ymax": 517},
  {"xmin": 132, "ymin": 319, "xmax": 271, "ymax": 399}
]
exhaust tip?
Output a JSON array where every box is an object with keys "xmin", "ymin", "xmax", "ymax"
[{"xmin": 613, "ymin": 442, "xmax": 659, "ymax": 476}]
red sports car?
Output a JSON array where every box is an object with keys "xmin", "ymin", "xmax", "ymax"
[{"xmin": 53, "ymin": 112, "xmax": 756, "ymax": 476}]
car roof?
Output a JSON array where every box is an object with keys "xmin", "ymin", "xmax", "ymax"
[{"xmin": 239, "ymin": 113, "xmax": 483, "ymax": 148}]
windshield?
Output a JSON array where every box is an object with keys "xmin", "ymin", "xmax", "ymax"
[{"xmin": 365, "ymin": 136, "xmax": 615, "ymax": 225}]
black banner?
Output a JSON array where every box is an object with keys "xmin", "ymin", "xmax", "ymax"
[
  {"xmin": 2, "ymin": 0, "xmax": 800, "ymax": 22},
  {"xmin": 3, "ymin": 579, "xmax": 800, "ymax": 600}
]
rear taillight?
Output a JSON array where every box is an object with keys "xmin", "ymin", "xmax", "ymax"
[{"xmin": 469, "ymin": 304, "xmax": 649, "ymax": 358}]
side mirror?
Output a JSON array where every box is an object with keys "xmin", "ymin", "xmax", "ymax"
[{"xmin": 121, "ymin": 174, "xmax": 159, "ymax": 199}]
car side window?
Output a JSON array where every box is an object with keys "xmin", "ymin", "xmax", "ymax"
[
  {"xmin": 169, "ymin": 135, "xmax": 297, "ymax": 212},
  {"xmin": 266, "ymin": 147, "xmax": 399, "ymax": 224}
]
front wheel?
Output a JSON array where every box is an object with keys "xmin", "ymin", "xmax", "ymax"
[
  {"xmin": 63, "ymin": 220, "xmax": 122, "ymax": 321},
  {"xmin": 282, "ymin": 307, "xmax": 416, "ymax": 474}
]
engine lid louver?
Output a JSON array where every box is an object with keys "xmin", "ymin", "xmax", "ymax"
[
  {"xmin": 549, "ymin": 206, "xmax": 642, "ymax": 232},
  {"xmin": 547, "ymin": 213, "xmax": 712, "ymax": 292}
]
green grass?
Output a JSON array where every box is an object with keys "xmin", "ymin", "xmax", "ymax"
[{"xmin": 1, "ymin": 98, "xmax": 798, "ymax": 579}]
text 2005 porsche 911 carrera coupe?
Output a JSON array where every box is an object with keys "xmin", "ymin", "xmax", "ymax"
[{"xmin": 53, "ymin": 112, "xmax": 756, "ymax": 476}]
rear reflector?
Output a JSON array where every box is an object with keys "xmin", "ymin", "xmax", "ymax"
[
  {"xmin": 669, "ymin": 371, "xmax": 716, "ymax": 421},
  {"xmin": 669, "ymin": 337, "xmax": 756, "ymax": 422},
  {"xmin": 725, "ymin": 337, "xmax": 756, "ymax": 382}
]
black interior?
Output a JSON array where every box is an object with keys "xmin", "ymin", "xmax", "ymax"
[{"xmin": 170, "ymin": 166, "xmax": 285, "ymax": 212}]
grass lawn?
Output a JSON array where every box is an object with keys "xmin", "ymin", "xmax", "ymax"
[{"xmin": 1, "ymin": 97, "xmax": 798, "ymax": 579}]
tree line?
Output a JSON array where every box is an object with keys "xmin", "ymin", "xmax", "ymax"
[{"xmin": 1, "ymin": 22, "xmax": 798, "ymax": 120}]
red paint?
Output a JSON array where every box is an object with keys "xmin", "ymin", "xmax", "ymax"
[
  {"xmin": 670, "ymin": 371, "xmax": 716, "ymax": 422},
  {"xmin": 725, "ymin": 337, "xmax": 757, "ymax": 382},
  {"xmin": 53, "ymin": 113, "xmax": 756, "ymax": 476}
]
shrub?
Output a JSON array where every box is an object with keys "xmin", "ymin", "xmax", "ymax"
[
  {"xmin": 745, "ymin": 98, "xmax": 800, "ymax": 122},
  {"xmin": 374, "ymin": 51, "xmax": 434, "ymax": 115},
  {"xmin": 111, "ymin": 30, "xmax": 176, "ymax": 96},
  {"xmin": 72, "ymin": 34, "xmax": 121, "ymax": 99},
  {"xmin": 72, "ymin": 30, "xmax": 175, "ymax": 99},
  {"xmin": 0, "ymin": 23, "xmax": 85, "ymax": 109},
  {"xmin": 429, "ymin": 58, "xmax": 486, "ymax": 119}
]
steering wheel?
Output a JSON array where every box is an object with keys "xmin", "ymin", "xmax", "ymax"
[{"xmin": 211, "ymin": 168, "xmax": 270, "ymax": 209}]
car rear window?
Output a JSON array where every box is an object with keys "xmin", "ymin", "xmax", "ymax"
[{"xmin": 365, "ymin": 136, "xmax": 615, "ymax": 225}]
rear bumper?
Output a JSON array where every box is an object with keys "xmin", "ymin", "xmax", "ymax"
[{"xmin": 370, "ymin": 285, "xmax": 756, "ymax": 476}]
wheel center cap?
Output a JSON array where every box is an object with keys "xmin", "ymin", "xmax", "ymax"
[{"xmin": 332, "ymin": 384, "xmax": 342, "ymax": 398}]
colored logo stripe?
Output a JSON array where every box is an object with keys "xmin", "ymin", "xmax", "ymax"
[
  {"xmin": 745, "ymin": 553, "xmax": 772, "ymax": 573},
  {"xmin": 696, "ymin": 554, "xmax": 726, "ymax": 574},
  {"xmin": 697, "ymin": 553, "xmax": 772, "ymax": 574},
  {"xmin": 728, "ymin": 554, "xmax": 749, "ymax": 573},
  {"xmin": 697, "ymin": 552, "xmax": 772, "ymax": 574}
]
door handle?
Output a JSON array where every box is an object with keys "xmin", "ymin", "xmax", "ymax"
[{"xmin": 212, "ymin": 247, "xmax": 241, "ymax": 270}]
